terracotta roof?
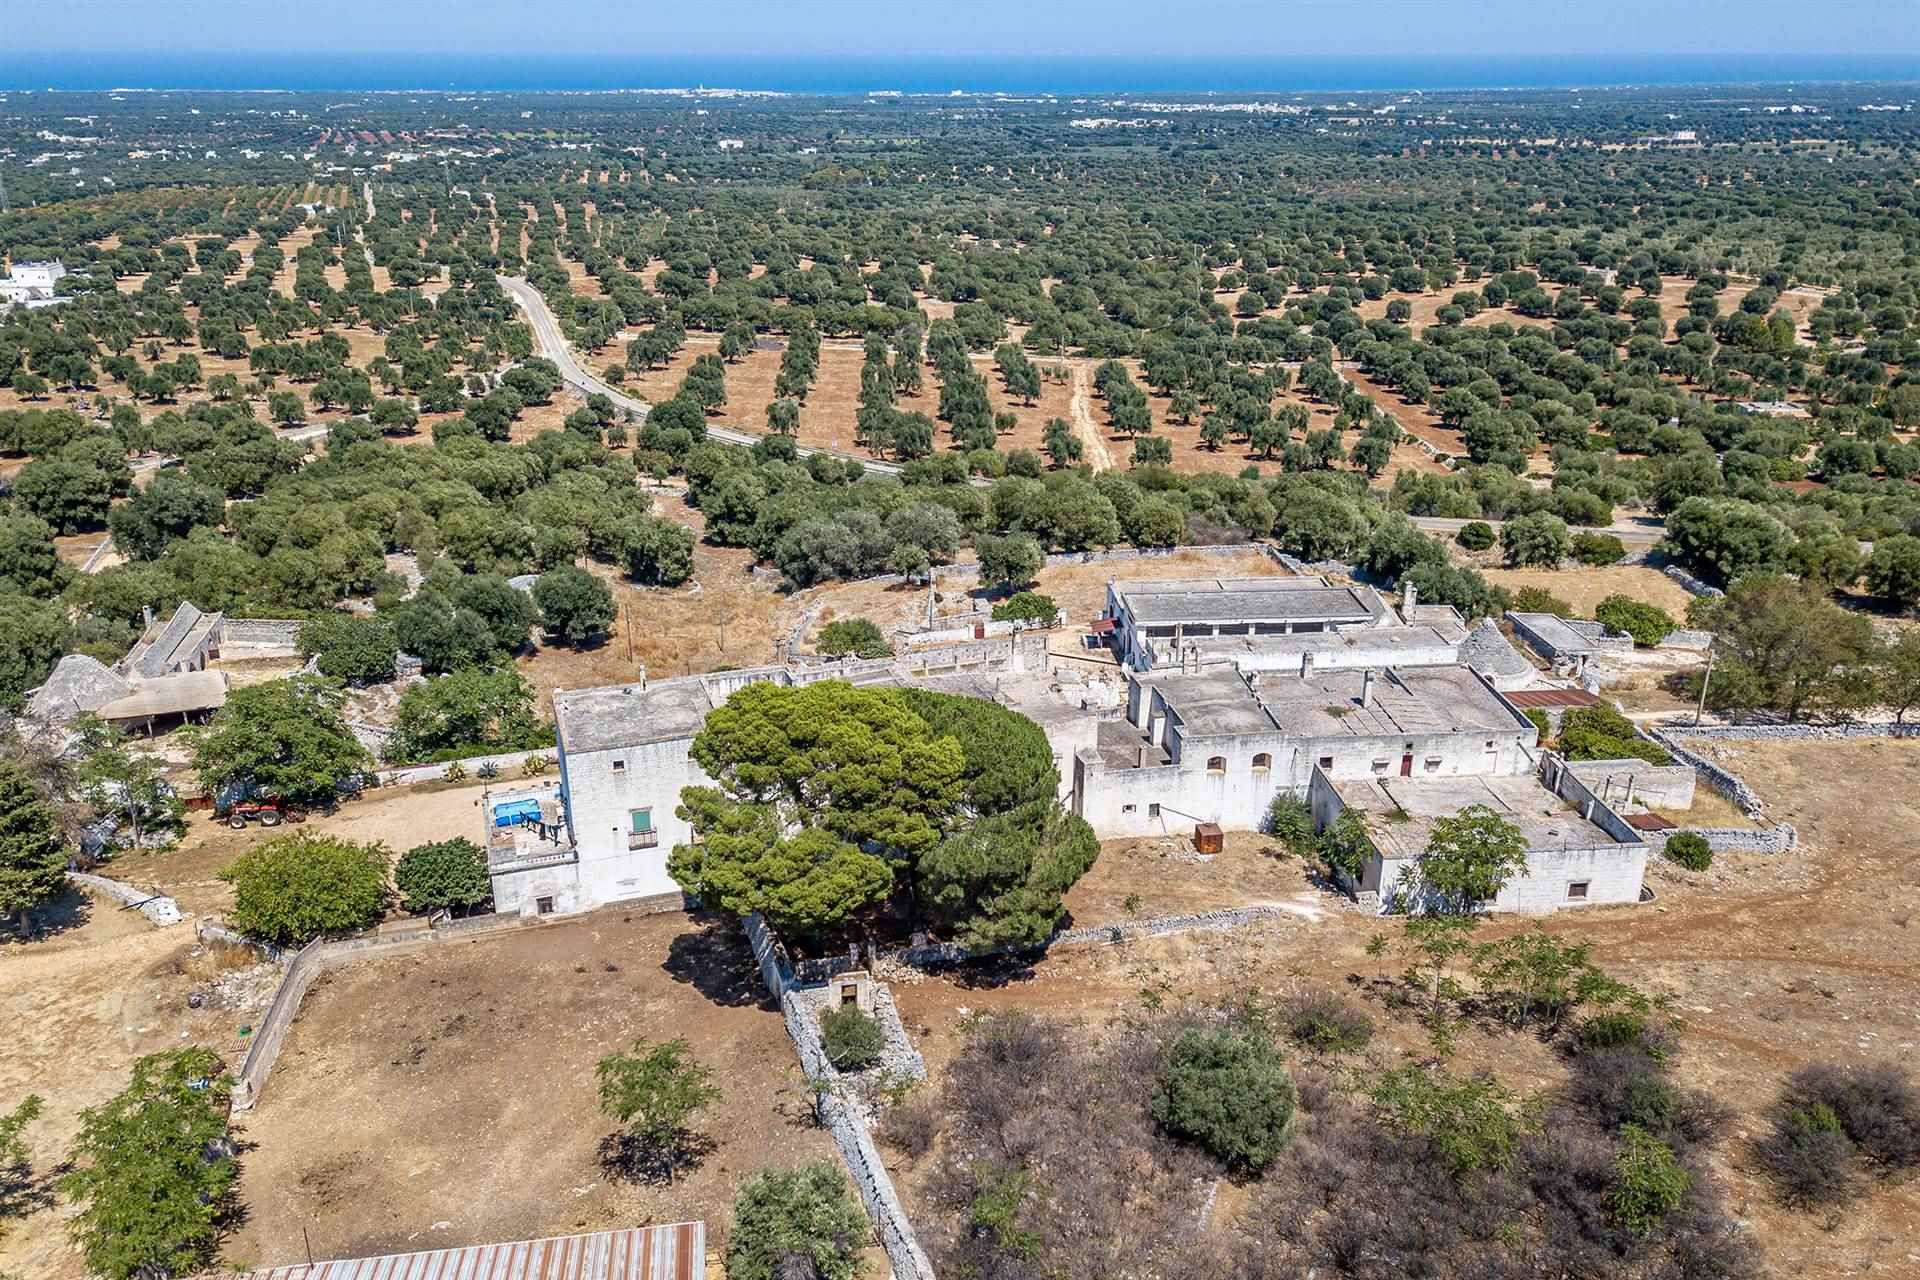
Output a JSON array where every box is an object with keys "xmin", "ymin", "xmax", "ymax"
[{"xmin": 206, "ymin": 1223, "xmax": 705, "ymax": 1280}]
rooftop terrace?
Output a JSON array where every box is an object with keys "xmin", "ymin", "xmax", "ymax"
[{"xmin": 1337, "ymin": 773, "xmax": 1623, "ymax": 860}]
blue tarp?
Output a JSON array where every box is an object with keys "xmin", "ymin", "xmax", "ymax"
[{"xmin": 492, "ymin": 799, "xmax": 541, "ymax": 827}]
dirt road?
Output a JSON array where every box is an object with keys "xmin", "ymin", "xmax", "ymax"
[{"xmin": 1067, "ymin": 362, "xmax": 1115, "ymax": 471}]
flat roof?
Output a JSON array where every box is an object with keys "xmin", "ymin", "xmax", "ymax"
[
  {"xmin": 1508, "ymin": 612, "xmax": 1611, "ymax": 656},
  {"xmin": 207, "ymin": 1223, "xmax": 705, "ymax": 1280},
  {"xmin": 1121, "ymin": 584, "xmax": 1376, "ymax": 627},
  {"xmin": 1144, "ymin": 669, "xmax": 1278, "ymax": 736},
  {"xmin": 1251, "ymin": 665, "xmax": 1524, "ymax": 740},
  {"xmin": 1182, "ymin": 623, "xmax": 1465, "ymax": 665},
  {"xmin": 1337, "ymin": 774, "xmax": 1625, "ymax": 859},
  {"xmin": 554, "ymin": 677, "xmax": 717, "ymax": 752}
]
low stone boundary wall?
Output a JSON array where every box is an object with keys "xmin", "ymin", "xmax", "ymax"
[
  {"xmin": 1657, "ymin": 629, "xmax": 1714, "ymax": 651},
  {"xmin": 1661, "ymin": 722, "xmax": 1920, "ymax": 744},
  {"xmin": 69, "ymin": 871, "xmax": 183, "ymax": 926},
  {"xmin": 1661, "ymin": 565, "xmax": 1724, "ymax": 599},
  {"xmin": 210, "ymin": 908, "xmax": 568, "ymax": 1111},
  {"xmin": 373, "ymin": 748, "xmax": 551, "ymax": 787},
  {"xmin": 743, "ymin": 914, "xmax": 936, "ymax": 1280},
  {"xmin": 1643, "ymin": 825, "xmax": 1797, "ymax": 857},
  {"xmin": 219, "ymin": 617, "xmax": 303, "ymax": 652}
]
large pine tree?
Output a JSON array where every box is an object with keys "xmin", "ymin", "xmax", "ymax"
[{"xmin": 0, "ymin": 760, "xmax": 66, "ymax": 933}]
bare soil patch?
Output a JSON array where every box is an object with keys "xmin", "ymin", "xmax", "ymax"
[{"xmin": 227, "ymin": 910, "xmax": 833, "ymax": 1269}]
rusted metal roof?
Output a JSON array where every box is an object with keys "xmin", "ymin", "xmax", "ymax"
[
  {"xmin": 208, "ymin": 1223, "xmax": 705, "ymax": 1280},
  {"xmin": 1624, "ymin": 812, "xmax": 1677, "ymax": 832},
  {"xmin": 1088, "ymin": 618, "xmax": 1117, "ymax": 634},
  {"xmin": 1502, "ymin": 688, "xmax": 1600, "ymax": 709}
]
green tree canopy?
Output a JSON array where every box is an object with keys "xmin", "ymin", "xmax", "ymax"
[
  {"xmin": 188, "ymin": 675, "xmax": 370, "ymax": 808},
  {"xmin": 61, "ymin": 1048, "xmax": 235, "ymax": 1280},
  {"xmin": 298, "ymin": 613, "xmax": 399, "ymax": 685},
  {"xmin": 0, "ymin": 759, "xmax": 66, "ymax": 933},
  {"xmin": 1150, "ymin": 1026, "xmax": 1297, "ymax": 1173},
  {"xmin": 221, "ymin": 831, "xmax": 389, "ymax": 945},
  {"xmin": 726, "ymin": 1161, "xmax": 871, "ymax": 1280},
  {"xmin": 394, "ymin": 837, "xmax": 493, "ymax": 916},
  {"xmin": 1399, "ymin": 803, "xmax": 1529, "ymax": 914},
  {"xmin": 596, "ymin": 1038, "xmax": 722, "ymax": 1184},
  {"xmin": 533, "ymin": 565, "xmax": 616, "ymax": 645}
]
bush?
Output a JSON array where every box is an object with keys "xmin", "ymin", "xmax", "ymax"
[
  {"xmin": 1150, "ymin": 1027, "xmax": 1296, "ymax": 1173},
  {"xmin": 298, "ymin": 614, "xmax": 399, "ymax": 685},
  {"xmin": 1511, "ymin": 585, "xmax": 1574, "ymax": 617},
  {"xmin": 1662, "ymin": 832, "xmax": 1712, "ymax": 872},
  {"xmin": 533, "ymin": 565, "xmax": 616, "ymax": 645},
  {"xmin": 1282, "ymin": 991, "xmax": 1374, "ymax": 1055},
  {"xmin": 1265, "ymin": 792, "xmax": 1316, "ymax": 857},
  {"xmin": 1523, "ymin": 707, "xmax": 1553, "ymax": 741},
  {"xmin": 820, "ymin": 1004, "xmax": 886, "ymax": 1072},
  {"xmin": 990, "ymin": 591, "xmax": 1059, "ymax": 625},
  {"xmin": 1369, "ymin": 1065, "xmax": 1526, "ymax": 1174},
  {"xmin": 726, "ymin": 1161, "xmax": 871, "ymax": 1280},
  {"xmin": 1501, "ymin": 511, "xmax": 1572, "ymax": 568},
  {"xmin": 1456, "ymin": 521, "xmax": 1495, "ymax": 551},
  {"xmin": 394, "ymin": 837, "xmax": 493, "ymax": 916},
  {"xmin": 220, "ymin": 832, "xmax": 389, "ymax": 946},
  {"xmin": 1778, "ymin": 1063, "xmax": 1920, "ymax": 1174},
  {"xmin": 816, "ymin": 617, "xmax": 893, "ymax": 659},
  {"xmin": 1595, "ymin": 594, "xmax": 1677, "ymax": 647},
  {"xmin": 1610, "ymin": 1125, "xmax": 1690, "ymax": 1237},
  {"xmin": 1559, "ymin": 703, "xmax": 1671, "ymax": 765},
  {"xmin": 878, "ymin": 1094, "xmax": 941, "ymax": 1159},
  {"xmin": 1571, "ymin": 532, "xmax": 1628, "ymax": 566},
  {"xmin": 1759, "ymin": 1101, "xmax": 1856, "ymax": 1206}
]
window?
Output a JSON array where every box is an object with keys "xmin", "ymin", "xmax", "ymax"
[
  {"xmin": 1252, "ymin": 753, "xmax": 1271, "ymax": 772},
  {"xmin": 611, "ymin": 759, "xmax": 626, "ymax": 774},
  {"xmin": 1425, "ymin": 758, "xmax": 1442, "ymax": 773},
  {"xmin": 1566, "ymin": 881, "xmax": 1590, "ymax": 902},
  {"xmin": 1148, "ymin": 803, "xmax": 1161, "ymax": 819},
  {"xmin": 1485, "ymin": 740, "xmax": 1496, "ymax": 749},
  {"xmin": 1122, "ymin": 803, "xmax": 1137, "ymax": 814},
  {"xmin": 1206, "ymin": 756, "xmax": 1226, "ymax": 775},
  {"xmin": 535, "ymin": 896, "xmax": 555, "ymax": 915},
  {"xmin": 1371, "ymin": 760, "xmax": 1390, "ymax": 776},
  {"xmin": 1318, "ymin": 756, "xmax": 1334, "ymax": 771},
  {"xmin": 628, "ymin": 808, "xmax": 656, "ymax": 849}
]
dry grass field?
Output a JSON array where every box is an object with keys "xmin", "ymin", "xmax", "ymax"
[{"xmin": 1479, "ymin": 564, "xmax": 1699, "ymax": 616}]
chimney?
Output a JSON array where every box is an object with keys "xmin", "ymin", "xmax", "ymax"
[
  {"xmin": 142, "ymin": 605, "xmax": 155, "ymax": 631},
  {"xmin": 1403, "ymin": 580, "xmax": 1418, "ymax": 617},
  {"xmin": 1301, "ymin": 651, "xmax": 1315, "ymax": 677},
  {"xmin": 1138, "ymin": 744, "xmax": 1149, "ymax": 768},
  {"xmin": 1361, "ymin": 669, "xmax": 1376, "ymax": 707}
]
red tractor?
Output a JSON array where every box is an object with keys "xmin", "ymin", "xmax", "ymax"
[{"xmin": 225, "ymin": 800, "xmax": 301, "ymax": 830}]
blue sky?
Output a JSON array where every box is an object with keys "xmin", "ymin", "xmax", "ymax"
[{"xmin": 17, "ymin": 0, "xmax": 1918, "ymax": 59}]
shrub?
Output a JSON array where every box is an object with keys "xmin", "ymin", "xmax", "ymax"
[
  {"xmin": 522, "ymin": 753, "xmax": 551, "ymax": 776},
  {"xmin": 1501, "ymin": 511, "xmax": 1572, "ymax": 568},
  {"xmin": 990, "ymin": 591, "xmax": 1059, "ymax": 625},
  {"xmin": 1369, "ymin": 1065, "xmax": 1527, "ymax": 1174},
  {"xmin": 1523, "ymin": 708, "xmax": 1553, "ymax": 741},
  {"xmin": 1610, "ymin": 1125, "xmax": 1690, "ymax": 1237},
  {"xmin": 1571, "ymin": 531, "xmax": 1628, "ymax": 566},
  {"xmin": 1265, "ymin": 793, "xmax": 1316, "ymax": 857},
  {"xmin": 394, "ymin": 837, "xmax": 493, "ymax": 916},
  {"xmin": 1559, "ymin": 704, "xmax": 1671, "ymax": 765},
  {"xmin": 1779, "ymin": 1063, "xmax": 1920, "ymax": 1173},
  {"xmin": 1150, "ymin": 1027, "xmax": 1296, "ymax": 1173},
  {"xmin": 878, "ymin": 1094, "xmax": 941, "ymax": 1159},
  {"xmin": 820, "ymin": 1005, "xmax": 886, "ymax": 1072},
  {"xmin": 816, "ymin": 617, "xmax": 893, "ymax": 659},
  {"xmin": 1282, "ymin": 991, "xmax": 1374, "ymax": 1055},
  {"xmin": 1595, "ymin": 594, "xmax": 1677, "ymax": 647},
  {"xmin": 1511, "ymin": 585, "xmax": 1574, "ymax": 617},
  {"xmin": 221, "ymin": 832, "xmax": 388, "ymax": 945},
  {"xmin": 726, "ymin": 1161, "xmax": 871, "ymax": 1280},
  {"xmin": 1662, "ymin": 832, "xmax": 1712, "ymax": 872},
  {"xmin": 1757, "ymin": 1099, "xmax": 1856, "ymax": 1206},
  {"xmin": 1456, "ymin": 520, "xmax": 1495, "ymax": 551}
]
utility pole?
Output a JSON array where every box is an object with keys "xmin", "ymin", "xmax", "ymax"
[{"xmin": 1693, "ymin": 642, "xmax": 1716, "ymax": 727}]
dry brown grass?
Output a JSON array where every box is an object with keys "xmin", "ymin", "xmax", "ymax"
[{"xmin": 1480, "ymin": 564, "xmax": 1697, "ymax": 616}]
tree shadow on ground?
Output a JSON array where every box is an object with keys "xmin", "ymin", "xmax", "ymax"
[
  {"xmin": 0, "ymin": 885, "xmax": 94, "ymax": 945},
  {"xmin": 936, "ymin": 952, "xmax": 1044, "ymax": 991},
  {"xmin": 595, "ymin": 1129, "xmax": 717, "ymax": 1186},
  {"xmin": 661, "ymin": 913, "xmax": 770, "ymax": 1010}
]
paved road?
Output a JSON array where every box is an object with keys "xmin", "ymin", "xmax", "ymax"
[{"xmin": 499, "ymin": 276, "xmax": 911, "ymax": 479}]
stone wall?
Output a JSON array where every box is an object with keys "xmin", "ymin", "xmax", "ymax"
[
  {"xmin": 1642, "ymin": 825, "xmax": 1798, "ymax": 857},
  {"xmin": 218, "ymin": 617, "xmax": 303, "ymax": 652},
  {"xmin": 69, "ymin": 870, "xmax": 183, "ymax": 926},
  {"xmin": 743, "ymin": 914, "xmax": 937, "ymax": 1280},
  {"xmin": 1661, "ymin": 565, "xmax": 1724, "ymax": 599}
]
